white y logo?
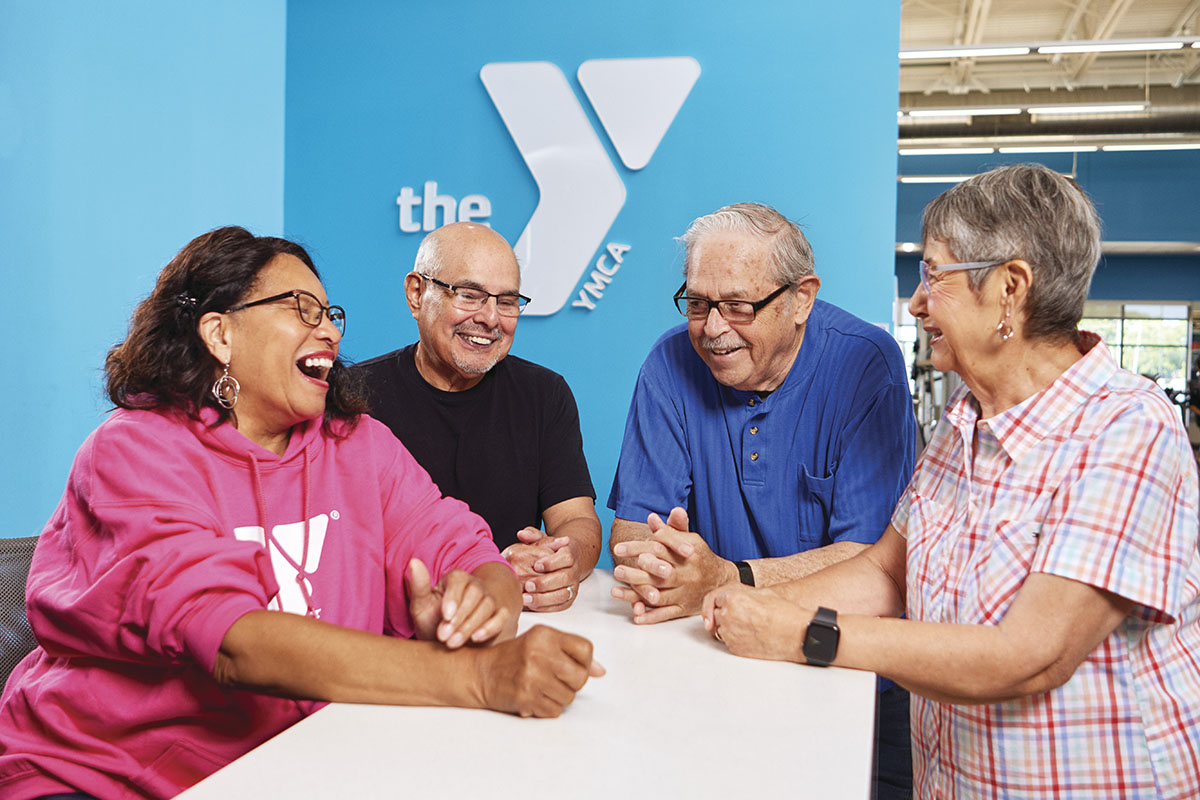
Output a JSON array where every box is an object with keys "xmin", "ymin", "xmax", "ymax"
[
  {"xmin": 481, "ymin": 57, "xmax": 700, "ymax": 316},
  {"xmin": 234, "ymin": 514, "xmax": 330, "ymax": 616}
]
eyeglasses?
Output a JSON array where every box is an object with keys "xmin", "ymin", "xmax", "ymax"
[
  {"xmin": 918, "ymin": 260, "xmax": 1005, "ymax": 294},
  {"xmin": 420, "ymin": 273, "xmax": 530, "ymax": 317},
  {"xmin": 226, "ymin": 289, "xmax": 346, "ymax": 335},
  {"xmin": 673, "ymin": 281, "xmax": 794, "ymax": 323}
]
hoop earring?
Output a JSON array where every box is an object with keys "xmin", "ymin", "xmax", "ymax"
[
  {"xmin": 996, "ymin": 302, "xmax": 1014, "ymax": 342},
  {"xmin": 212, "ymin": 363, "xmax": 240, "ymax": 409}
]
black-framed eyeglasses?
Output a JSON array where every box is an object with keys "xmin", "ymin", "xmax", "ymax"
[
  {"xmin": 673, "ymin": 281, "xmax": 794, "ymax": 323},
  {"xmin": 918, "ymin": 260, "xmax": 1004, "ymax": 295},
  {"xmin": 226, "ymin": 289, "xmax": 346, "ymax": 335},
  {"xmin": 420, "ymin": 273, "xmax": 530, "ymax": 317}
]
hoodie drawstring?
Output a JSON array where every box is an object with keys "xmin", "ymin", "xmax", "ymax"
[{"xmin": 248, "ymin": 448, "xmax": 318, "ymax": 618}]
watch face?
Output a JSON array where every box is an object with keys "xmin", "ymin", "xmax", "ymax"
[{"xmin": 803, "ymin": 610, "xmax": 839, "ymax": 666}]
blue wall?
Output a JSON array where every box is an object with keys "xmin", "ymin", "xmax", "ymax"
[
  {"xmin": 9, "ymin": 4, "xmax": 1197, "ymax": 546},
  {"xmin": 896, "ymin": 150, "xmax": 1200, "ymax": 300},
  {"xmin": 283, "ymin": 1, "xmax": 903, "ymax": 564},
  {"xmin": 2, "ymin": 1, "xmax": 287, "ymax": 538}
]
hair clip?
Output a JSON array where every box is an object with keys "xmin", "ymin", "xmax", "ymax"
[{"xmin": 176, "ymin": 293, "xmax": 198, "ymax": 310}]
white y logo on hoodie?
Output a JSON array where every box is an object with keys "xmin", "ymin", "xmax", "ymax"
[{"xmin": 234, "ymin": 514, "xmax": 330, "ymax": 616}]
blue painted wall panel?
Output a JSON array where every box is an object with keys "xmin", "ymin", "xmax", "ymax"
[
  {"xmin": 895, "ymin": 151, "xmax": 1200, "ymax": 307},
  {"xmin": 897, "ymin": 150, "xmax": 1200, "ymax": 246},
  {"xmin": 2, "ymin": 0, "xmax": 287, "ymax": 538},
  {"xmin": 284, "ymin": 1, "xmax": 903, "ymax": 563}
]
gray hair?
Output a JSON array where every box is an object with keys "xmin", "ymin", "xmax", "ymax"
[
  {"xmin": 412, "ymin": 230, "xmax": 445, "ymax": 281},
  {"xmin": 681, "ymin": 202, "xmax": 815, "ymax": 285},
  {"xmin": 922, "ymin": 163, "xmax": 1102, "ymax": 342}
]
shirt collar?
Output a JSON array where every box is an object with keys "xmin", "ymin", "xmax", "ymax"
[{"xmin": 949, "ymin": 331, "xmax": 1117, "ymax": 462}]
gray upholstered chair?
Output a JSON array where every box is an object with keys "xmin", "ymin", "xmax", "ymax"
[{"xmin": 0, "ymin": 536, "xmax": 39, "ymax": 687}]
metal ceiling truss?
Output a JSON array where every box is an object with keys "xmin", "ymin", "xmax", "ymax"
[{"xmin": 899, "ymin": 0, "xmax": 1200, "ymax": 147}]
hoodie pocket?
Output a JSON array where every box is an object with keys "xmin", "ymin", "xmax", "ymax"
[{"xmin": 130, "ymin": 739, "xmax": 229, "ymax": 796}]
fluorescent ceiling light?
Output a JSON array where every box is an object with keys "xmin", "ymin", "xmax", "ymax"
[
  {"xmin": 898, "ymin": 175, "xmax": 975, "ymax": 184},
  {"xmin": 1102, "ymin": 143, "xmax": 1200, "ymax": 151},
  {"xmin": 1038, "ymin": 41, "xmax": 1183, "ymax": 54},
  {"xmin": 899, "ymin": 46, "xmax": 1030, "ymax": 60},
  {"xmin": 899, "ymin": 147, "xmax": 995, "ymax": 156},
  {"xmin": 907, "ymin": 107, "xmax": 1021, "ymax": 118},
  {"xmin": 899, "ymin": 242, "xmax": 918, "ymax": 253},
  {"xmin": 998, "ymin": 145, "xmax": 1099, "ymax": 153},
  {"xmin": 1027, "ymin": 103, "xmax": 1146, "ymax": 115}
]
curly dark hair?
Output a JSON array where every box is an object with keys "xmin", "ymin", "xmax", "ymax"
[{"xmin": 105, "ymin": 226, "xmax": 367, "ymax": 433}]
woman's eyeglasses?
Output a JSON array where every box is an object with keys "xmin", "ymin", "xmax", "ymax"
[
  {"xmin": 918, "ymin": 260, "xmax": 1005, "ymax": 294},
  {"xmin": 226, "ymin": 290, "xmax": 346, "ymax": 335}
]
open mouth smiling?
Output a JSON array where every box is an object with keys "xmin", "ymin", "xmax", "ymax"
[
  {"xmin": 455, "ymin": 326, "xmax": 500, "ymax": 348},
  {"xmin": 297, "ymin": 355, "xmax": 334, "ymax": 382}
]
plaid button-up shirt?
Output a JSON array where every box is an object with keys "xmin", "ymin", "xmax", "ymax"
[{"xmin": 893, "ymin": 335, "xmax": 1200, "ymax": 798}]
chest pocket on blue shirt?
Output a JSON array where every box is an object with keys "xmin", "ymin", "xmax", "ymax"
[{"xmin": 797, "ymin": 464, "xmax": 834, "ymax": 550}]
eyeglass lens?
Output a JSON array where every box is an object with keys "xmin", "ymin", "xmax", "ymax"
[
  {"xmin": 296, "ymin": 292, "xmax": 346, "ymax": 334},
  {"xmin": 679, "ymin": 298, "xmax": 755, "ymax": 322},
  {"xmin": 449, "ymin": 288, "xmax": 525, "ymax": 317}
]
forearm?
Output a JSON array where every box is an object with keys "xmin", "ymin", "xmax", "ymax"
[
  {"xmin": 834, "ymin": 615, "xmax": 1069, "ymax": 704},
  {"xmin": 811, "ymin": 571, "xmax": 1130, "ymax": 705},
  {"xmin": 471, "ymin": 561, "xmax": 522, "ymax": 639},
  {"xmin": 768, "ymin": 530, "xmax": 906, "ymax": 618},
  {"xmin": 215, "ymin": 610, "xmax": 484, "ymax": 707},
  {"xmin": 748, "ymin": 541, "xmax": 869, "ymax": 587},
  {"xmin": 547, "ymin": 515, "xmax": 601, "ymax": 579}
]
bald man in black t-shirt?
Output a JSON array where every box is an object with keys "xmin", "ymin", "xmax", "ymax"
[{"xmin": 350, "ymin": 223, "xmax": 600, "ymax": 612}]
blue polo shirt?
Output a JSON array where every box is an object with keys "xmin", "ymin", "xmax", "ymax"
[{"xmin": 608, "ymin": 300, "xmax": 916, "ymax": 559}]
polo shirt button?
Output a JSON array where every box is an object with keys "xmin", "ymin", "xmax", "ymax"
[
  {"xmin": 748, "ymin": 398, "xmax": 756, "ymax": 407},
  {"xmin": 750, "ymin": 452, "xmax": 759, "ymax": 461},
  {"xmin": 750, "ymin": 426, "xmax": 759, "ymax": 435}
]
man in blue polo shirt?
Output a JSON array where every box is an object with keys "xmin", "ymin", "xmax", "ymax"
[{"xmin": 608, "ymin": 202, "xmax": 916, "ymax": 799}]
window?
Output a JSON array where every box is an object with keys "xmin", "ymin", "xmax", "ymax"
[{"xmin": 1081, "ymin": 303, "xmax": 1190, "ymax": 393}]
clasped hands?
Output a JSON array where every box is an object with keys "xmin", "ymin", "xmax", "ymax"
[
  {"xmin": 503, "ymin": 527, "xmax": 584, "ymax": 612},
  {"xmin": 406, "ymin": 558, "xmax": 511, "ymax": 649},
  {"xmin": 407, "ymin": 556, "xmax": 605, "ymax": 718},
  {"xmin": 610, "ymin": 507, "xmax": 739, "ymax": 624}
]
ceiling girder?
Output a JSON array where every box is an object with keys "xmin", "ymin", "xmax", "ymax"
[
  {"xmin": 900, "ymin": 1, "xmax": 1200, "ymax": 145},
  {"xmin": 1068, "ymin": 0, "xmax": 1137, "ymax": 81},
  {"xmin": 1168, "ymin": 0, "xmax": 1200, "ymax": 34}
]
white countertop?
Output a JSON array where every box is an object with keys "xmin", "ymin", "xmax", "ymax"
[{"xmin": 180, "ymin": 570, "xmax": 876, "ymax": 798}]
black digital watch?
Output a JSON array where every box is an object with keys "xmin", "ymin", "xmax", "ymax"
[{"xmin": 802, "ymin": 606, "xmax": 840, "ymax": 667}]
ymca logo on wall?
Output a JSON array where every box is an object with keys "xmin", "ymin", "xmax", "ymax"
[
  {"xmin": 481, "ymin": 58, "xmax": 699, "ymax": 315},
  {"xmin": 396, "ymin": 58, "xmax": 700, "ymax": 317}
]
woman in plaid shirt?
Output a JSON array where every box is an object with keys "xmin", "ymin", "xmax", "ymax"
[{"xmin": 701, "ymin": 163, "xmax": 1200, "ymax": 798}]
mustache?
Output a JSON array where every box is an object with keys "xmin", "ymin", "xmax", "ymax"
[
  {"xmin": 454, "ymin": 322, "xmax": 503, "ymax": 339},
  {"xmin": 698, "ymin": 333, "xmax": 746, "ymax": 351}
]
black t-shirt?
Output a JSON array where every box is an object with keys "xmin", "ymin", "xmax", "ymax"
[{"xmin": 349, "ymin": 345, "xmax": 596, "ymax": 550}]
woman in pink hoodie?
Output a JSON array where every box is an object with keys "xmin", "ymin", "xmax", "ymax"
[{"xmin": 0, "ymin": 227, "xmax": 603, "ymax": 800}]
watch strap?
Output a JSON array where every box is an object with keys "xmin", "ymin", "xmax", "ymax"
[
  {"xmin": 812, "ymin": 606, "xmax": 837, "ymax": 627},
  {"xmin": 734, "ymin": 560, "xmax": 755, "ymax": 586}
]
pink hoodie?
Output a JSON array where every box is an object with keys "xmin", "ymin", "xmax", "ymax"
[{"xmin": 0, "ymin": 406, "xmax": 507, "ymax": 799}]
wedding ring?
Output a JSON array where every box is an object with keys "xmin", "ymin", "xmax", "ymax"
[{"xmin": 567, "ymin": 585, "xmax": 575, "ymax": 601}]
